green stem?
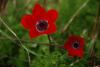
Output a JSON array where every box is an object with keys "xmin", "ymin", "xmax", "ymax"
[
  {"xmin": 48, "ymin": 35, "xmax": 52, "ymax": 44},
  {"xmin": 47, "ymin": 35, "xmax": 55, "ymax": 52}
]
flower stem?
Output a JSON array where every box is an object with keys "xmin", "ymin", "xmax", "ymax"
[
  {"xmin": 47, "ymin": 35, "xmax": 55, "ymax": 52},
  {"xmin": 48, "ymin": 35, "xmax": 52, "ymax": 43}
]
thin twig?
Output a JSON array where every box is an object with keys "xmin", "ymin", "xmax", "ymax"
[
  {"xmin": 62, "ymin": 0, "xmax": 89, "ymax": 33},
  {"xmin": 81, "ymin": 29, "xmax": 88, "ymax": 37},
  {"xmin": 93, "ymin": 65, "xmax": 100, "ymax": 67},
  {"xmin": 89, "ymin": 1, "xmax": 100, "ymax": 66},
  {"xmin": 0, "ymin": 36, "xmax": 63, "ymax": 49},
  {"xmin": 27, "ymin": 51, "xmax": 31, "ymax": 67},
  {"xmin": 92, "ymin": 1, "xmax": 100, "ymax": 36},
  {"xmin": 69, "ymin": 59, "xmax": 80, "ymax": 67},
  {"xmin": 0, "ymin": 37, "xmax": 49, "ymax": 44},
  {"xmin": 0, "ymin": 17, "xmax": 38, "ymax": 55},
  {"xmin": 0, "ymin": 16, "xmax": 38, "ymax": 67}
]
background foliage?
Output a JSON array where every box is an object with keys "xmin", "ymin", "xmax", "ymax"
[{"xmin": 0, "ymin": 0, "xmax": 100, "ymax": 67}]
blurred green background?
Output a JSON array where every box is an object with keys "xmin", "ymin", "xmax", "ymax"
[{"xmin": 0, "ymin": 0, "xmax": 100, "ymax": 67}]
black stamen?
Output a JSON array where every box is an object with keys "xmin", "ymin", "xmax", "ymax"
[
  {"xmin": 36, "ymin": 20, "xmax": 48, "ymax": 32},
  {"xmin": 72, "ymin": 41, "xmax": 80, "ymax": 49}
]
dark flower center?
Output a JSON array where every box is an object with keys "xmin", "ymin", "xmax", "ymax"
[
  {"xmin": 36, "ymin": 20, "xmax": 49, "ymax": 32},
  {"xmin": 72, "ymin": 41, "xmax": 80, "ymax": 49}
]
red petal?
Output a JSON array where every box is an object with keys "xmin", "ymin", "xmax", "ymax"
[
  {"xmin": 29, "ymin": 26, "xmax": 41, "ymax": 38},
  {"xmin": 32, "ymin": 3, "xmax": 46, "ymax": 16},
  {"xmin": 69, "ymin": 35, "xmax": 84, "ymax": 47},
  {"xmin": 68, "ymin": 50, "xmax": 83, "ymax": 58},
  {"xmin": 47, "ymin": 9, "xmax": 58, "ymax": 22},
  {"xmin": 44, "ymin": 23, "xmax": 57, "ymax": 34},
  {"xmin": 21, "ymin": 15, "xmax": 33, "ymax": 29}
]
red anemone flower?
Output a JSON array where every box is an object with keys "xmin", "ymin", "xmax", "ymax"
[
  {"xmin": 21, "ymin": 3, "xmax": 58, "ymax": 38},
  {"xmin": 63, "ymin": 35, "xmax": 85, "ymax": 58}
]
